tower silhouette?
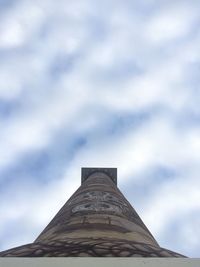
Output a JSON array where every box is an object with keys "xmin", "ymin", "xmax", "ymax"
[{"xmin": 0, "ymin": 168, "xmax": 185, "ymax": 257}]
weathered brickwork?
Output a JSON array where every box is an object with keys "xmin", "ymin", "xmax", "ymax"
[
  {"xmin": 0, "ymin": 168, "xmax": 186, "ymax": 257},
  {"xmin": 0, "ymin": 238, "xmax": 185, "ymax": 257}
]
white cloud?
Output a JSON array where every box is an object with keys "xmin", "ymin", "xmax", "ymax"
[
  {"xmin": 146, "ymin": 3, "xmax": 199, "ymax": 44},
  {"xmin": 0, "ymin": 18, "xmax": 24, "ymax": 48},
  {"xmin": 0, "ymin": 1, "xmax": 44, "ymax": 49}
]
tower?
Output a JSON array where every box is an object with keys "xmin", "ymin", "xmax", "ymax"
[{"xmin": 0, "ymin": 168, "xmax": 185, "ymax": 257}]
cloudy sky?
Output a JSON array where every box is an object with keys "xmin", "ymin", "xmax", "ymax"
[{"xmin": 0, "ymin": 0, "xmax": 200, "ymax": 258}]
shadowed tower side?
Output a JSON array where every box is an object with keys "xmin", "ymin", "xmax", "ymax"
[{"xmin": 0, "ymin": 168, "xmax": 185, "ymax": 257}]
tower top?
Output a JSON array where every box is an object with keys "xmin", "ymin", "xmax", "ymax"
[{"xmin": 81, "ymin": 167, "xmax": 117, "ymax": 185}]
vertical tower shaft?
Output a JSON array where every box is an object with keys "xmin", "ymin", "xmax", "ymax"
[
  {"xmin": 0, "ymin": 168, "xmax": 186, "ymax": 257},
  {"xmin": 35, "ymin": 168, "xmax": 158, "ymax": 246}
]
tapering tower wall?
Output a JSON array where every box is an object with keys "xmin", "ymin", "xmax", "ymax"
[
  {"xmin": 0, "ymin": 168, "xmax": 186, "ymax": 257},
  {"xmin": 35, "ymin": 168, "xmax": 158, "ymax": 246}
]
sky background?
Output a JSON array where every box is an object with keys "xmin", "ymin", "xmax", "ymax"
[{"xmin": 0, "ymin": 0, "xmax": 200, "ymax": 258}]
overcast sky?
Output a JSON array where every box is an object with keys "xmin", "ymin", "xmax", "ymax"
[{"xmin": 0, "ymin": 0, "xmax": 200, "ymax": 258}]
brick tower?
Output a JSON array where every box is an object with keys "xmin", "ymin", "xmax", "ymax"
[{"xmin": 0, "ymin": 168, "xmax": 185, "ymax": 257}]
